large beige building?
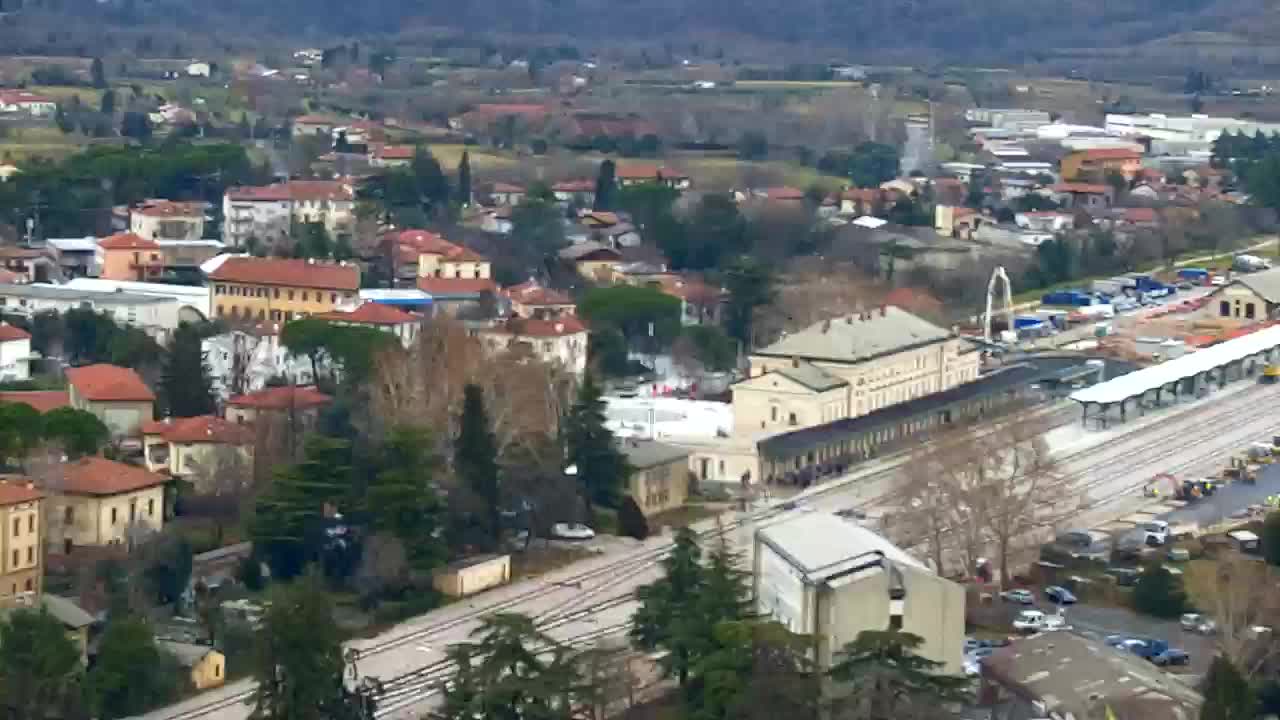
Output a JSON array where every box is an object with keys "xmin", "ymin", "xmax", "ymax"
[
  {"xmin": 755, "ymin": 512, "xmax": 964, "ymax": 674},
  {"xmin": 0, "ymin": 479, "xmax": 43, "ymax": 606},
  {"xmin": 734, "ymin": 306, "xmax": 979, "ymax": 434},
  {"xmin": 43, "ymin": 457, "xmax": 167, "ymax": 554}
]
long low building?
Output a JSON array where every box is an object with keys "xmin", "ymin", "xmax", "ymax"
[
  {"xmin": 60, "ymin": 277, "xmax": 210, "ymax": 322},
  {"xmin": 0, "ymin": 283, "xmax": 181, "ymax": 341}
]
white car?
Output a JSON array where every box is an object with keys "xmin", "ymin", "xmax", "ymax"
[
  {"xmin": 551, "ymin": 522, "xmax": 596, "ymax": 540},
  {"xmin": 1038, "ymin": 614, "xmax": 1070, "ymax": 632},
  {"xmin": 1012, "ymin": 610, "xmax": 1046, "ymax": 632},
  {"xmin": 1181, "ymin": 613, "xmax": 1216, "ymax": 635}
]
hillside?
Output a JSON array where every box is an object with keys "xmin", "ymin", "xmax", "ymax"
[{"xmin": 3, "ymin": 0, "xmax": 1280, "ymax": 66}]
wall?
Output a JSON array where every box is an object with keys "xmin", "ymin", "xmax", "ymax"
[
  {"xmin": 418, "ymin": 255, "xmax": 492, "ymax": 280},
  {"xmin": 222, "ymin": 198, "xmax": 292, "ymax": 248},
  {"xmin": 1206, "ymin": 284, "xmax": 1269, "ymax": 324},
  {"xmin": 169, "ymin": 442, "xmax": 253, "ymax": 484},
  {"xmin": 629, "ymin": 459, "xmax": 690, "ymax": 516},
  {"xmin": 0, "ymin": 337, "xmax": 30, "ymax": 381},
  {"xmin": 203, "ymin": 332, "xmax": 316, "ymax": 398},
  {"xmin": 99, "ymin": 248, "xmax": 164, "ymax": 282},
  {"xmin": 675, "ymin": 436, "xmax": 761, "ymax": 486},
  {"xmin": 131, "ymin": 214, "xmax": 203, "ymax": 242},
  {"xmin": 0, "ymin": 498, "xmax": 42, "ymax": 605},
  {"xmin": 48, "ymin": 486, "xmax": 165, "ymax": 551},
  {"xmin": 190, "ymin": 651, "xmax": 226, "ymax": 690},
  {"xmin": 72, "ymin": 398, "xmax": 153, "ymax": 438},
  {"xmin": 211, "ymin": 281, "xmax": 358, "ymax": 323}
]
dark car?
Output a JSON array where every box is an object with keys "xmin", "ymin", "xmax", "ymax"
[
  {"xmin": 1045, "ymin": 585, "xmax": 1077, "ymax": 604},
  {"xmin": 1153, "ymin": 648, "xmax": 1191, "ymax": 666}
]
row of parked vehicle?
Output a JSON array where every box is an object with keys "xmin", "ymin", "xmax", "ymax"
[{"xmin": 1104, "ymin": 634, "xmax": 1191, "ymax": 666}]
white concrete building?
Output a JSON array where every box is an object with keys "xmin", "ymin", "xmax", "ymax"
[
  {"xmin": 202, "ymin": 327, "xmax": 316, "ymax": 399},
  {"xmin": 59, "ymin": 278, "xmax": 211, "ymax": 323},
  {"xmin": 755, "ymin": 512, "xmax": 965, "ymax": 673},
  {"xmin": 128, "ymin": 200, "xmax": 205, "ymax": 242},
  {"xmin": 0, "ymin": 284, "xmax": 180, "ymax": 342},
  {"xmin": 0, "ymin": 325, "xmax": 33, "ymax": 382},
  {"xmin": 221, "ymin": 180, "xmax": 355, "ymax": 249},
  {"xmin": 473, "ymin": 316, "xmax": 589, "ymax": 375}
]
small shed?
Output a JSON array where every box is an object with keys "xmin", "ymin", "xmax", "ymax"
[
  {"xmin": 158, "ymin": 641, "xmax": 226, "ymax": 690},
  {"xmin": 432, "ymin": 554, "xmax": 511, "ymax": 598},
  {"xmin": 1228, "ymin": 529, "xmax": 1261, "ymax": 553}
]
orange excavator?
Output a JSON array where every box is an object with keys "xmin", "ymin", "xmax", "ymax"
[{"xmin": 1143, "ymin": 473, "xmax": 1215, "ymax": 502}]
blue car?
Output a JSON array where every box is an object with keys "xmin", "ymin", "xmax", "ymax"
[{"xmin": 1045, "ymin": 585, "xmax": 1077, "ymax": 604}]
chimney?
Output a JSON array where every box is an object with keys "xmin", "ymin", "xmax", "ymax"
[
  {"xmin": 791, "ymin": 356, "xmax": 800, "ymax": 368},
  {"xmin": 880, "ymin": 304, "xmax": 887, "ymax": 317},
  {"xmin": 822, "ymin": 319, "xmax": 831, "ymax": 333}
]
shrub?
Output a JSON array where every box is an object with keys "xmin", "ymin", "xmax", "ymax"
[
  {"xmin": 618, "ymin": 496, "xmax": 650, "ymax": 540},
  {"xmin": 1132, "ymin": 562, "xmax": 1187, "ymax": 618}
]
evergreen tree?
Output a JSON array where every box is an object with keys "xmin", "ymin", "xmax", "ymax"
[
  {"xmin": 100, "ymin": 89, "xmax": 116, "ymax": 115},
  {"xmin": 826, "ymin": 630, "xmax": 970, "ymax": 720},
  {"xmin": 87, "ymin": 617, "xmax": 180, "ymax": 719},
  {"xmin": 1263, "ymin": 511, "xmax": 1280, "ymax": 566},
  {"xmin": 455, "ymin": 384, "xmax": 502, "ymax": 549},
  {"xmin": 238, "ymin": 114, "xmax": 251, "ymax": 139},
  {"xmin": 563, "ymin": 372, "xmax": 630, "ymax": 514},
  {"xmin": 688, "ymin": 621, "xmax": 819, "ymax": 720},
  {"xmin": 617, "ymin": 495, "xmax": 649, "ymax": 539},
  {"xmin": 411, "ymin": 146, "xmax": 451, "ymax": 215},
  {"xmin": 1133, "ymin": 563, "xmax": 1187, "ymax": 618},
  {"xmin": 631, "ymin": 527, "xmax": 706, "ymax": 686},
  {"xmin": 160, "ymin": 322, "xmax": 216, "ymax": 418},
  {"xmin": 1201, "ymin": 655, "xmax": 1255, "ymax": 720},
  {"xmin": 41, "ymin": 407, "xmax": 108, "ymax": 458},
  {"xmin": 91, "ymin": 57, "xmax": 107, "ymax": 89},
  {"xmin": 699, "ymin": 533, "xmax": 753, "ymax": 626},
  {"xmin": 593, "ymin": 159, "xmax": 616, "ymax": 211},
  {"xmin": 249, "ymin": 436, "xmax": 354, "ymax": 579},
  {"xmin": 457, "ymin": 151, "xmax": 472, "ymax": 207},
  {"xmin": 723, "ymin": 255, "xmax": 776, "ymax": 350},
  {"xmin": 252, "ymin": 572, "xmax": 363, "ymax": 720},
  {"xmin": 368, "ymin": 426, "xmax": 447, "ymax": 572},
  {"xmin": 0, "ymin": 608, "xmax": 84, "ymax": 720}
]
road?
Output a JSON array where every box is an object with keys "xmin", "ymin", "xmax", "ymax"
[{"xmin": 134, "ymin": 374, "xmax": 1280, "ymax": 720}]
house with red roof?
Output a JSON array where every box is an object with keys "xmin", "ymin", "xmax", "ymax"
[
  {"xmin": 291, "ymin": 114, "xmax": 340, "ymax": 138},
  {"xmin": 486, "ymin": 182, "xmax": 526, "ymax": 207},
  {"xmin": 0, "ymin": 478, "xmax": 42, "ymax": 604},
  {"xmin": 222, "ymin": 180, "xmax": 356, "ymax": 249},
  {"xmin": 504, "ymin": 280, "xmax": 576, "ymax": 319},
  {"xmin": 1051, "ymin": 183, "xmax": 1114, "ymax": 211},
  {"xmin": 0, "ymin": 90, "xmax": 57, "ymax": 117},
  {"xmin": 450, "ymin": 104, "xmax": 553, "ymax": 137},
  {"xmin": 368, "ymin": 144, "xmax": 416, "ymax": 168},
  {"xmin": 96, "ymin": 232, "xmax": 164, "ymax": 282},
  {"xmin": 551, "ymin": 179, "xmax": 596, "ymax": 207},
  {"xmin": 141, "ymin": 415, "xmax": 255, "ymax": 483},
  {"xmin": 128, "ymin": 200, "xmax": 206, "ymax": 242},
  {"xmin": 384, "ymin": 229, "xmax": 493, "ymax": 291},
  {"xmin": 0, "ymin": 324, "xmax": 32, "ymax": 382},
  {"xmin": 475, "ymin": 315, "xmax": 589, "ymax": 374},
  {"xmin": 224, "ymin": 385, "xmax": 332, "ymax": 426},
  {"xmin": 615, "ymin": 164, "xmax": 691, "ymax": 190},
  {"xmin": 315, "ymin": 302, "xmax": 420, "ymax": 346},
  {"xmin": 40, "ymin": 457, "xmax": 168, "ymax": 553},
  {"xmin": 209, "ymin": 257, "xmax": 360, "ymax": 324},
  {"xmin": 0, "ymin": 391, "xmax": 70, "ymax": 413},
  {"xmin": 65, "ymin": 364, "xmax": 156, "ymax": 438},
  {"xmin": 1061, "ymin": 148, "xmax": 1142, "ymax": 183}
]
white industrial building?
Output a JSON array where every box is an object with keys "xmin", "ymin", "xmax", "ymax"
[
  {"xmin": 0, "ymin": 284, "xmax": 181, "ymax": 342},
  {"xmin": 59, "ymin": 278, "xmax": 211, "ymax": 322},
  {"xmin": 754, "ymin": 512, "xmax": 965, "ymax": 674}
]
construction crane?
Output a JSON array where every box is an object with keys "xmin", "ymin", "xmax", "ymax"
[{"xmin": 984, "ymin": 266, "xmax": 1014, "ymax": 343}]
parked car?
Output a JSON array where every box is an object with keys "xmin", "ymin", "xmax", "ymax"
[
  {"xmin": 1153, "ymin": 648, "xmax": 1191, "ymax": 666},
  {"xmin": 551, "ymin": 522, "xmax": 596, "ymax": 540},
  {"xmin": 1167, "ymin": 547, "xmax": 1191, "ymax": 562},
  {"xmin": 1104, "ymin": 634, "xmax": 1128, "ymax": 648},
  {"xmin": 1001, "ymin": 589, "xmax": 1035, "ymax": 605},
  {"xmin": 1045, "ymin": 585, "xmax": 1077, "ymax": 604},
  {"xmin": 1012, "ymin": 610, "xmax": 1046, "ymax": 632},
  {"xmin": 1181, "ymin": 613, "xmax": 1215, "ymax": 634},
  {"xmin": 1105, "ymin": 567, "xmax": 1141, "ymax": 587},
  {"xmin": 1039, "ymin": 614, "xmax": 1071, "ymax": 632}
]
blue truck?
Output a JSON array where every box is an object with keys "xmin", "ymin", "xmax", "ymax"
[
  {"xmin": 1041, "ymin": 290, "xmax": 1096, "ymax": 307},
  {"xmin": 1177, "ymin": 267, "xmax": 1209, "ymax": 282}
]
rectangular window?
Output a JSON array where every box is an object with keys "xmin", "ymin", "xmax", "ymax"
[
  {"xmin": 302, "ymin": 291, "xmax": 309, "ymax": 301},
  {"xmin": 110, "ymin": 507, "xmax": 117, "ymax": 525},
  {"xmin": 274, "ymin": 288, "xmax": 280, "ymax": 299},
  {"xmin": 1220, "ymin": 300, "xmax": 1230, "ymax": 317},
  {"xmin": 11, "ymin": 518, "xmax": 17, "ymax": 537},
  {"xmin": 1247, "ymin": 303, "xmax": 1257, "ymax": 320},
  {"xmin": 64, "ymin": 507, "xmax": 73, "ymax": 523},
  {"xmin": 148, "ymin": 499, "xmax": 155, "ymax": 516},
  {"xmin": 11, "ymin": 550, "xmax": 16, "ymax": 567},
  {"xmin": 27, "ymin": 515, "xmax": 32, "ymax": 532},
  {"xmin": 330, "ymin": 293, "xmax": 337, "ymax": 303},
  {"xmin": 26, "ymin": 547, "xmax": 33, "ymax": 563},
  {"xmin": 288, "ymin": 290, "xmax": 295, "ymax": 300}
]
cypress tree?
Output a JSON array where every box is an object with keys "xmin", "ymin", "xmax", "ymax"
[
  {"xmin": 593, "ymin": 159, "xmax": 616, "ymax": 211},
  {"xmin": 457, "ymin": 151, "xmax": 472, "ymax": 207},
  {"xmin": 564, "ymin": 372, "xmax": 630, "ymax": 515},
  {"xmin": 455, "ymin": 384, "xmax": 502, "ymax": 548},
  {"xmin": 160, "ymin": 322, "xmax": 216, "ymax": 418}
]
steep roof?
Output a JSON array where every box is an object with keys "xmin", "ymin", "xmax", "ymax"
[
  {"xmin": 141, "ymin": 415, "xmax": 255, "ymax": 445},
  {"xmin": 53, "ymin": 456, "xmax": 168, "ymax": 496},
  {"xmin": 758, "ymin": 513, "xmax": 928, "ymax": 581},
  {"xmin": 0, "ymin": 324, "xmax": 31, "ymax": 342},
  {"xmin": 0, "ymin": 478, "xmax": 42, "ymax": 506},
  {"xmin": 552, "ymin": 179, "xmax": 595, "ymax": 193},
  {"xmin": 132, "ymin": 200, "xmax": 204, "ymax": 218},
  {"xmin": 98, "ymin": 232, "xmax": 160, "ymax": 251},
  {"xmin": 315, "ymin": 302, "xmax": 417, "ymax": 325},
  {"xmin": 209, "ymin": 257, "xmax": 360, "ymax": 291},
  {"xmin": 1232, "ymin": 266, "xmax": 1280, "ymax": 304},
  {"xmin": 286, "ymin": 180, "xmax": 354, "ymax": 202},
  {"xmin": 0, "ymin": 390, "xmax": 70, "ymax": 413},
  {"xmin": 227, "ymin": 385, "xmax": 332, "ymax": 410},
  {"xmin": 65, "ymin": 364, "xmax": 155, "ymax": 402},
  {"xmin": 753, "ymin": 306, "xmax": 950, "ymax": 364}
]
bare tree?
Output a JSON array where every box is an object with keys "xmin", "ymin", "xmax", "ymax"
[
  {"xmin": 1189, "ymin": 556, "xmax": 1280, "ymax": 675},
  {"xmin": 576, "ymin": 637, "xmax": 643, "ymax": 720},
  {"xmin": 184, "ymin": 445, "xmax": 255, "ymax": 546}
]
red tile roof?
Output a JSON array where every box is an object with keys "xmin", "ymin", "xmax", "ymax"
[
  {"xmin": 0, "ymin": 90, "xmax": 54, "ymax": 105},
  {"xmin": 294, "ymin": 114, "xmax": 339, "ymax": 125},
  {"xmin": 315, "ymin": 302, "xmax": 417, "ymax": 325},
  {"xmin": 141, "ymin": 415, "xmax": 255, "ymax": 444},
  {"xmin": 227, "ymin": 385, "xmax": 332, "ymax": 410},
  {"xmin": 0, "ymin": 324, "xmax": 30, "ymax": 342},
  {"xmin": 1120, "ymin": 207, "xmax": 1158, "ymax": 223},
  {"xmin": 1053, "ymin": 183, "xmax": 1111, "ymax": 194},
  {"xmin": 464, "ymin": 104, "xmax": 550, "ymax": 119},
  {"xmin": 132, "ymin": 200, "xmax": 204, "ymax": 218},
  {"xmin": 209, "ymin": 257, "xmax": 360, "ymax": 291},
  {"xmin": 417, "ymin": 277, "xmax": 498, "ymax": 295},
  {"xmin": 98, "ymin": 232, "xmax": 160, "ymax": 251},
  {"xmin": 226, "ymin": 184, "xmax": 293, "ymax": 202},
  {"xmin": 553, "ymin": 179, "xmax": 595, "ymax": 193},
  {"xmin": 616, "ymin": 164, "xmax": 687, "ymax": 181},
  {"xmin": 0, "ymin": 479, "xmax": 42, "ymax": 506},
  {"xmin": 66, "ymin": 364, "xmax": 155, "ymax": 402},
  {"xmin": 655, "ymin": 275, "xmax": 723, "ymax": 304},
  {"xmin": 225, "ymin": 181, "xmax": 354, "ymax": 203},
  {"xmin": 491, "ymin": 182, "xmax": 526, "ymax": 194},
  {"xmin": 488, "ymin": 315, "xmax": 588, "ymax": 337},
  {"xmin": 765, "ymin": 186, "xmax": 805, "ymax": 201},
  {"xmin": 53, "ymin": 456, "xmax": 168, "ymax": 496},
  {"xmin": 841, "ymin": 188, "xmax": 884, "ymax": 202},
  {"xmin": 0, "ymin": 390, "xmax": 69, "ymax": 413},
  {"xmin": 389, "ymin": 229, "xmax": 487, "ymax": 263},
  {"xmin": 505, "ymin": 280, "xmax": 574, "ymax": 307},
  {"xmin": 375, "ymin": 144, "xmax": 416, "ymax": 160}
]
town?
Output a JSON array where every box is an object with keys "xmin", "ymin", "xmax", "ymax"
[{"xmin": 1, "ymin": 25, "xmax": 1280, "ymax": 720}]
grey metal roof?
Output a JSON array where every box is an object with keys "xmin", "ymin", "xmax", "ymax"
[
  {"xmin": 983, "ymin": 632, "xmax": 1201, "ymax": 720},
  {"xmin": 0, "ymin": 283, "xmax": 173, "ymax": 306},
  {"xmin": 42, "ymin": 594, "xmax": 94, "ymax": 628},
  {"xmin": 1233, "ymin": 267, "xmax": 1280, "ymax": 303},
  {"xmin": 774, "ymin": 361, "xmax": 848, "ymax": 392},
  {"xmin": 620, "ymin": 438, "xmax": 690, "ymax": 469},
  {"xmin": 758, "ymin": 513, "xmax": 927, "ymax": 581},
  {"xmin": 754, "ymin": 306, "xmax": 951, "ymax": 365}
]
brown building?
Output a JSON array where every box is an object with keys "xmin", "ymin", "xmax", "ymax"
[
  {"xmin": 0, "ymin": 478, "xmax": 43, "ymax": 607},
  {"xmin": 1060, "ymin": 148, "xmax": 1142, "ymax": 183}
]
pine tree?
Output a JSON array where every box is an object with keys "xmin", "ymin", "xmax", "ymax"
[
  {"xmin": 249, "ymin": 437, "xmax": 354, "ymax": 579},
  {"xmin": 455, "ymin": 384, "xmax": 502, "ymax": 549},
  {"xmin": 457, "ymin": 151, "xmax": 472, "ymax": 207},
  {"xmin": 827, "ymin": 630, "xmax": 970, "ymax": 720},
  {"xmin": 593, "ymin": 159, "xmax": 616, "ymax": 210},
  {"xmin": 1201, "ymin": 655, "xmax": 1256, "ymax": 720},
  {"xmin": 0, "ymin": 608, "xmax": 83, "ymax": 720},
  {"xmin": 160, "ymin": 322, "xmax": 216, "ymax": 418},
  {"xmin": 100, "ymin": 89, "xmax": 115, "ymax": 115},
  {"xmin": 631, "ymin": 527, "xmax": 706, "ymax": 686},
  {"xmin": 699, "ymin": 532, "xmax": 753, "ymax": 626},
  {"xmin": 368, "ymin": 426, "xmax": 447, "ymax": 572},
  {"xmin": 90, "ymin": 57, "xmax": 107, "ymax": 89},
  {"xmin": 564, "ymin": 372, "xmax": 630, "ymax": 515}
]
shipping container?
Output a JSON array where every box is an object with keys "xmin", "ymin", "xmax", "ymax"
[{"xmin": 1177, "ymin": 268, "xmax": 1209, "ymax": 280}]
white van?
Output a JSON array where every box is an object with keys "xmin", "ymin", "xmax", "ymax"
[{"xmin": 1142, "ymin": 520, "xmax": 1170, "ymax": 546}]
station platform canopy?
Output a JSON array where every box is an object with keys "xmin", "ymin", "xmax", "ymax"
[{"xmin": 1070, "ymin": 324, "xmax": 1280, "ymax": 405}]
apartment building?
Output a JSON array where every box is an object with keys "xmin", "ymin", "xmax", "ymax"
[
  {"xmin": 224, "ymin": 385, "xmax": 332, "ymax": 426},
  {"xmin": 43, "ymin": 457, "xmax": 167, "ymax": 553},
  {"xmin": 0, "ymin": 479, "xmax": 43, "ymax": 607},
  {"xmin": 222, "ymin": 181, "xmax": 354, "ymax": 248},
  {"xmin": 96, "ymin": 232, "xmax": 164, "ymax": 281},
  {"xmin": 734, "ymin": 306, "xmax": 979, "ymax": 434},
  {"xmin": 128, "ymin": 200, "xmax": 206, "ymax": 241},
  {"xmin": 474, "ymin": 316, "xmax": 589, "ymax": 374},
  {"xmin": 314, "ymin": 302, "xmax": 420, "ymax": 347},
  {"xmin": 208, "ymin": 257, "xmax": 360, "ymax": 323}
]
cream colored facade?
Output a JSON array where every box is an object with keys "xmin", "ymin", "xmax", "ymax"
[
  {"xmin": 732, "ymin": 371, "xmax": 850, "ymax": 435},
  {"xmin": 49, "ymin": 485, "xmax": 165, "ymax": 553},
  {"xmin": 1205, "ymin": 282, "xmax": 1271, "ymax": 325},
  {"xmin": 433, "ymin": 554, "xmax": 511, "ymax": 597},
  {"xmin": 71, "ymin": 398, "xmax": 154, "ymax": 439},
  {"xmin": 0, "ymin": 491, "xmax": 42, "ymax": 606},
  {"xmin": 621, "ymin": 441, "xmax": 691, "ymax": 516},
  {"xmin": 144, "ymin": 438, "xmax": 253, "ymax": 482},
  {"xmin": 417, "ymin": 253, "xmax": 491, "ymax": 280}
]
